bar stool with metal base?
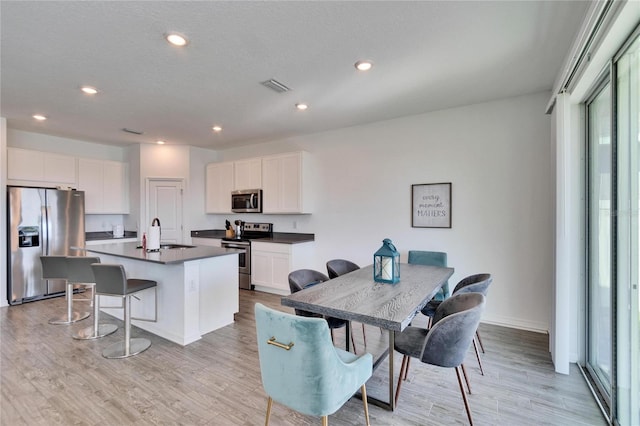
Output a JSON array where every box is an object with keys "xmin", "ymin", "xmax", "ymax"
[
  {"xmin": 91, "ymin": 263, "xmax": 157, "ymax": 359},
  {"xmin": 68, "ymin": 256, "xmax": 118, "ymax": 340},
  {"xmin": 41, "ymin": 256, "xmax": 91, "ymax": 324}
]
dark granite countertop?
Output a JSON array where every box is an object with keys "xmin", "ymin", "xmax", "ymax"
[
  {"xmin": 82, "ymin": 242, "xmax": 239, "ymax": 265},
  {"xmin": 190, "ymin": 229, "xmax": 314, "ymax": 244},
  {"xmin": 86, "ymin": 231, "xmax": 137, "ymax": 241}
]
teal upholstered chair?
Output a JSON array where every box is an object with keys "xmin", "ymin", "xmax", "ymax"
[
  {"xmin": 394, "ymin": 293, "xmax": 486, "ymax": 424},
  {"xmin": 408, "ymin": 250, "xmax": 450, "ymax": 304},
  {"xmin": 254, "ymin": 303, "xmax": 373, "ymax": 426}
]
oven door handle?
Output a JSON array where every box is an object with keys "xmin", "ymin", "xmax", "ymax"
[{"xmin": 223, "ymin": 244, "xmax": 248, "ymax": 250}]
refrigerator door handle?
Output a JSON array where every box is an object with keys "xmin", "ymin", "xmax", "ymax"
[{"xmin": 41, "ymin": 206, "xmax": 49, "ymax": 255}]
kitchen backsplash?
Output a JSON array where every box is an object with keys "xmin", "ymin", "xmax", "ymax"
[{"xmin": 85, "ymin": 214, "xmax": 126, "ymax": 232}]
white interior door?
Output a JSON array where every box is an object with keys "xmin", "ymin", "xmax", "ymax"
[{"xmin": 148, "ymin": 179, "xmax": 184, "ymax": 243}]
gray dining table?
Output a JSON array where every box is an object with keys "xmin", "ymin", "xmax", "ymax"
[{"xmin": 281, "ymin": 263, "xmax": 454, "ymax": 411}]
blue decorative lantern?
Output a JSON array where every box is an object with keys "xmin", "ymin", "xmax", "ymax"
[{"xmin": 373, "ymin": 238, "xmax": 400, "ymax": 284}]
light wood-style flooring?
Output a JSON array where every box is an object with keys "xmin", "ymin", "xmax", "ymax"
[{"xmin": 1, "ymin": 290, "xmax": 605, "ymax": 425}]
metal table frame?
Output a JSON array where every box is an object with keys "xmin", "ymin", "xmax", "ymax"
[{"xmin": 281, "ymin": 263, "xmax": 453, "ymax": 411}]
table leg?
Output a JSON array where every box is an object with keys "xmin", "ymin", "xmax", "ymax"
[
  {"xmin": 346, "ymin": 321, "xmax": 351, "ymax": 352},
  {"xmin": 355, "ymin": 330, "xmax": 396, "ymax": 411},
  {"xmin": 388, "ymin": 330, "xmax": 395, "ymax": 411}
]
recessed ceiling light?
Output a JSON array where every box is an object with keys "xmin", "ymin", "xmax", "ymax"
[
  {"xmin": 295, "ymin": 103, "xmax": 308, "ymax": 111},
  {"xmin": 81, "ymin": 86, "xmax": 98, "ymax": 95},
  {"xmin": 33, "ymin": 114, "xmax": 47, "ymax": 121},
  {"xmin": 212, "ymin": 126, "xmax": 222, "ymax": 132},
  {"xmin": 355, "ymin": 60, "xmax": 373, "ymax": 71},
  {"xmin": 165, "ymin": 32, "xmax": 188, "ymax": 47},
  {"xmin": 156, "ymin": 140, "xmax": 166, "ymax": 145}
]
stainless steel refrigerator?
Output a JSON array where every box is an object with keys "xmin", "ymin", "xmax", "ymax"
[{"xmin": 7, "ymin": 187, "xmax": 85, "ymax": 305}]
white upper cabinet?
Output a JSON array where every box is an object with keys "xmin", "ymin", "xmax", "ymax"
[
  {"xmin": 78, "ymin": 159, "xmax": 129, "ymax": 214},
  {"xmin": 262, "ymin": 151, "xmax": 312, "ymax": 214},
  {"xmin": 205, "ymin": 161, "xmax": 234, "ymax": 213},
  {"xmin": 233, "ymin": 158, "xmax": 262, "ymax": 190},
  {"xmin": 8, "ymin": 147, "xmax": 76, "ymax": 185}
]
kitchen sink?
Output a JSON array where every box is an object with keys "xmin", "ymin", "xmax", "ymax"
[{"xmin": 159, "ymin": 244, "xmax": 196, "ymax": 250}]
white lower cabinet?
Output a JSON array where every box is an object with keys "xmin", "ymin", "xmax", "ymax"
[
  {"xmin": 251, "ymin": 241, "xmax": 314, "ymax": 294},
  {"xmin": 191, "ymin": 237, "xmax": 221, "ymax": 247}
]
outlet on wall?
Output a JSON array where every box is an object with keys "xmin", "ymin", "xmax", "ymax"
[{"xmin": 292, "ymin": 220, "xmax": 297, "ymax": 229}]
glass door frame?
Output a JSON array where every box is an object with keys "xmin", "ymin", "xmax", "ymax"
[{"xmin": 584, "ymin": 67, "xmax": 615, "ymax": 420}]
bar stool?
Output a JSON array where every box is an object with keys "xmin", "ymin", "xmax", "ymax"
[
  {"xmin": 91, "ymin": 263, "xmax": 157, "ymax": 359},
  {"xmin": 41, "ymin": 256, "xmax": 90, "ymax": 324},
  {"xmin": 68, "ymin": 256, "xmax": 118, "ymax": 340}
]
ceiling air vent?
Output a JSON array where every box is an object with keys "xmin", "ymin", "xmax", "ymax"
[
  {"xmin": 122, "ymin": 128, "xmax": 144, "ymax": 135},
  {"xmin": 260, "ymin": 79, "xmax": 291, "ymax": 93}
]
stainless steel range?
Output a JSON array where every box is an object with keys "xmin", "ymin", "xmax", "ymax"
[{"xmin": 220, "ymin": 222, "xmax": 273, "ymax": 290}]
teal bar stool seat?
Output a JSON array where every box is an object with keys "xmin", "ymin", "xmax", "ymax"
[
  {"xmin": 41, "ymin": 255, "xmax": 91, "ymax": 324},
  {"xmin": 255, "ymin": 303, "xmax": 372, "ymax": 426},
  {"xmin": 91, "ymin": 263, "xmax": 157, "ymax": 359},
  {"xmin": 68, "ymin": 256, "xmax": 118, "ymax": 340}
]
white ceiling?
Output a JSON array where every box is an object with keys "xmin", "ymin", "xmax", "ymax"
[{"xmin": 1, "ymin": 1, "xmax": 591, "ymax": 149}]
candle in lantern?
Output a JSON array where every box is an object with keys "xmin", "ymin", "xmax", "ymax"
[{"xmin": 382, "ymin": 257, "xmax": 392, "ymax": 280}]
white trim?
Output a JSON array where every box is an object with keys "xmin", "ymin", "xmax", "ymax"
[{"xmin": 546, "ymin": 0, "xmax": 625, "ymax": 113}]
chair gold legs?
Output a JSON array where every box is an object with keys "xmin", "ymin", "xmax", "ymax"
[
  {"xmin": 331, "ymin": 326, "xmax": 358, "ymax": 354},
  {"xmin": 472, "ymin": 337, "xmax": 484, "ymax": 375},
  {"xmin": 455, "ymin": 366, "xmax": 474, "ymax": 425},
  {"xmin": 264, "ymin": 388, "xmax": 369, "ymax": 426},
  {"xmin": 350, "ymin": 327, "xmax": 357, "ymax": 354},
  {"xmin": 361, "ymin": 324, "xmax": 367, "ymax": 347},
  {"xmin": 461, "ymin": 363, "xmax": 471, "ymax": 394},
  {"xmin": 476, "ymin": 330, "xmax": 485, "ymax": 353},
  {"xmin": 265, "ymin": 397, "xmax": 272, "ymax": 426},
  {"xmin": 395, "ymin": 354, "xmax": 408, "ymax": 405},
  {"xmin": 361, "ymin": 385, "xmax": 370, "ymax": 426}
]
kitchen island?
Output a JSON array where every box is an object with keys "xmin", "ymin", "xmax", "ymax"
[{"xmin": 82, "ymin": 242, "xmax": 239, "ymax": 346}]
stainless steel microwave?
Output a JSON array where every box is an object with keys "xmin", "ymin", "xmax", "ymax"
[{"xmin": 231, "ymin": 189, "xmax": 262, "ymax": 213}]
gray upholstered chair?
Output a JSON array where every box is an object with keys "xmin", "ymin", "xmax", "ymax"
[
  {"xmin": 420, "ymin": 273, "xmax": 492, "ymax": 375},
  {"xmin": 67, "ymin": 256, "xmax": 118, "ymax": 340},
  {"xmin": 394, "ymin": 292, "xmax": 486, "ymax": 424},
  {"xmin": 288, "ymin": 269, "xmax": 357, "ymax": 353},
  {"xmin": 255, "ymin": 303, "xmax": 372, "ymax": 425},
  {"xmin": 90, "ymin": 263, "xmax": 157, "ymax": 359},
  {"xmin": 326, "ymin": 259, "xmax": 368, "ymax": 346},
  {"xmin": 41, "ymin": 255, "xmax": 91, "ymax": 324}
]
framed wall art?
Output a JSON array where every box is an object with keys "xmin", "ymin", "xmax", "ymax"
[{"xmin": 411, "ymin": 183, "xmax": 452, "ymax": 228}]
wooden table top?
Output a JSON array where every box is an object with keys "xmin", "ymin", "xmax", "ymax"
[{"xmin": 281, "ymin": 264, "xmax": 454, "ymax": 332}]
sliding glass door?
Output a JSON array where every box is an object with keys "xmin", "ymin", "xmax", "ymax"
[
  {"xmin": 614, "ymin": 34, "xmax": 639, "ymax": 426},
  {"xmin": 585, "ymin": 30, "xmax": 640, "ymax": 425},
  {"xmin": 586, "ymin": 78, "xmax": 613, "ymax": 407}
]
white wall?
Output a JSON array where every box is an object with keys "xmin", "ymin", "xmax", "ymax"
[
  {"xmin": 7, "ymin": 129, "xmax": 125, "ymax": 161},
  {"xmin": 137, "ymin": 144, "xmax": 191, "ymax": 241},
  {"xmin": 219, "ymin": 91, "xmax": 554, "ymax": 332},
  {"xmin": 188, "ymin": 146, "xmax": 221, "ymax": 231}
]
